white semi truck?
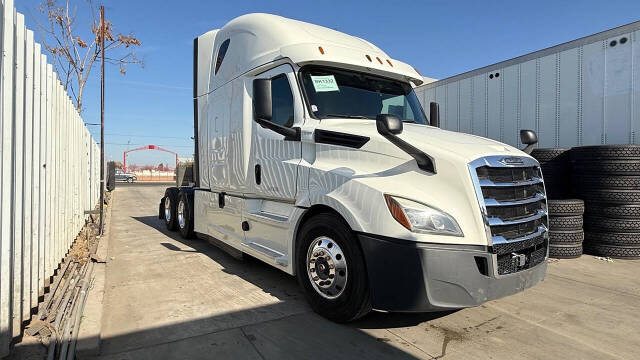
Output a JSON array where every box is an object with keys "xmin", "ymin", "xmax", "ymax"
[{"xmin": 159, "ymin": 13, "xmax": 548, "ymax": 322}]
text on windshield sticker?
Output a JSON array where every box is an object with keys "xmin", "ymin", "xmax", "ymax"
[{"xmin": 310, "ymin": 75, "xmax": 339, "ymax": 92}]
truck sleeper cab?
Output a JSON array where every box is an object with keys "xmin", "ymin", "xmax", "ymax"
[{"xmin": 159, "ymin": 13, "xmax": 548, "ymax": 322}]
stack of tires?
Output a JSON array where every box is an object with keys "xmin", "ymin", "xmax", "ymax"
[
  {"xmin": 547, "ymin": 200, "xmax": 585, "ymax": 258},
  {"xmin": 572, "ymin": 145, "xmax": 640, "ymax": 259},
  {"xmin": 531, "ymin": 148, "xmax": 572, "ymax": 198},
  {"xmin": 532, "ymin": 149, "xmax": 584, "ymax": 259}
]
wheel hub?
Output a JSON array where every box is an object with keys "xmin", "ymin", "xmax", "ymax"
[
  {"xmin": 164, "ymin": 197, "xmax": 171, "ymax": 222},
  {"xmin": 306, "ymin": 237, "xmax": 347, "ymax": 299},
  {"xmin": 177, "ymin": 200, "xmax": 185, "ymax": 229}
]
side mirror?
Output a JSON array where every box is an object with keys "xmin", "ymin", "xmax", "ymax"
[
  {"xmin": 520, "ymin": 129, "xmax": 538, "ymax": 154},
  {"xmin": 376, "ymin": 114, "xmax": 403, "ymax": 135},
  {"xmin": 251, "ymin": 78, "xmax": 300, "ymax": 141},
  {"xmin": 429, "ymin": 102, "xmax": 440, "ymax": 128},
  {"xmin": 253, "ymin": 79, "xmax": 272, "ymax": 121},
  {"xmin": 376, "ymin": 114, "xmax": 436, "ymax": 173}
]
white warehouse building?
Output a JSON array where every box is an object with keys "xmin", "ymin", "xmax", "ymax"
[{"xmin": 414, "ymin": 20, "xmax": 640, "ymax": 148}]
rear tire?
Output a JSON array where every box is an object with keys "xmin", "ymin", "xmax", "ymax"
[
  {"xmin": 295, "ymin": 213, "xmax": 371, "ymax": 323},
  {"xmin": 164, "ymin": 188, "xmax": 179, "ymax": 231},
  {"xmin": 177, "ymin": 191, "xmax": 195, "ymax": 239},
  {"xmin": 127, "ymin": 177, "xmax": 133, "ymax": 183}
]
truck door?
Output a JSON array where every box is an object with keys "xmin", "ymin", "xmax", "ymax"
[{"xmin": 244, "ymin": 64, "xmax": 303, "ymax": 264}]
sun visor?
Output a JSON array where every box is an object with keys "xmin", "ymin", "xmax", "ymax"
[{"xmin": 281, "ymin": 43, "xmax": 424, "ymax": 86}]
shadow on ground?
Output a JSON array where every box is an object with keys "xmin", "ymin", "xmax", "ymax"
[{"xmin": 92, "ymin": 215, "xmax": 453, "ymax": 359}]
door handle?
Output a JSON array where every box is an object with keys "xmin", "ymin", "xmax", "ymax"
[
  {"xmin": 218, "ymin": 192, "xmax": 225, "ymax": 209},
  {"xmin": 255, "ymin": 164, "xmax": 261, "ymax": 185}
]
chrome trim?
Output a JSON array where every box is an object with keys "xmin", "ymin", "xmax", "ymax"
[
  {"xmin": 492, "ymin": 225, "xmax": 548, "ymax": 245},
  {"xmin": 468, "ymin": 155, "xmax": 548, "ymax": 247},
  {"xmin": 488, "ymin": 209, "xmax": 546, "ymax": 226},
  {"xmin": 484, "ymin": 193, "xmax": 546, "ymax": 207},
  {"xmin": 478, "ymin": 177, "xmax": 543, "ymax": 187}
]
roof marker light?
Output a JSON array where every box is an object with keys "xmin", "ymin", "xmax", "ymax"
[
  {"xmin": 365, "ymin": 55, "xmax": 372, "ymax": 62},
  {"xmin": 318, "ymin": 46, "xmax": 325, "ymax": 54},
  {"xmin": 376, "ymin": 57, "xmax": 383, "ymax": 64},
  {"xmin": 386, "ymin": 59, "xmax": 393, "ymax": 67}
]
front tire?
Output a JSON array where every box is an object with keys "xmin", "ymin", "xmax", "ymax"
[
  {"xmin": 295, "ymin": 213, "xmax": 371, "ymax": 323},
  {"xmin": 127, "ymin": 177, "xmax": 134, "ymax": 183}
]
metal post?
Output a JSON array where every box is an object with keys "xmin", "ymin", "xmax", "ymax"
[{"xmin": 99, "ymin": 6, "xmax": 105, "ymax": 235}]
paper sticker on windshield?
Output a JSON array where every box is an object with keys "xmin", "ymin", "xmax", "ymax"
[{"xmin": 311, "ymin": 75, "xmax": 339, "ymax": 92}]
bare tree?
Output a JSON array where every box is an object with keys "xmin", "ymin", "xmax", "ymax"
[{"xmin": 35, "ymin": 0, "xmax": 142, "ymax": 112}]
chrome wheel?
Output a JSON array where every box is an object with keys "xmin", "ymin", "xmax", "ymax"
[
  {"xmin": 164, "ymin": 197, "xmax": 171, "ymax": 222},
  {"xmin": 306, "ymin": 236, "xmax": 348, "ymax": 299},
  {"xmin": 177, "ymin": 199, "xmax": 186, "ymax": 229}
]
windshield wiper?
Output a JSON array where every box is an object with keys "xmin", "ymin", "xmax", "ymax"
[{"xmin": 325, "ymin": 114, "xmax": 372, "ymax": 119}]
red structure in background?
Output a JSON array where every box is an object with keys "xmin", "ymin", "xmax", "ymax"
[{"xmin": 123, "ymin": 145, "xmax": 178, "ymax": 172}]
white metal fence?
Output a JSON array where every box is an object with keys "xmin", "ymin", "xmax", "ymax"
[
  {"xmin": 0, "ymin": 0, "xmax": 101, "ymax": 356},
  {"xmin": 415, "ymin": 21, "xmax": 640, "ymax": 148}
]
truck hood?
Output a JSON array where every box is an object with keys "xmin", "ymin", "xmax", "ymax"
[
  {"xmin": 398, "ymin": 123, "xmax": 525, "ymax": 162},
  {"xmin": 319, "ymin": 119, "xmax": 528, "ymax": 163}
]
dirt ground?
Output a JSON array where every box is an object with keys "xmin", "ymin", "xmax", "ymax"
[{"xmin": 91, "ymin": 183, "xmax": 639, "ymax": 359}]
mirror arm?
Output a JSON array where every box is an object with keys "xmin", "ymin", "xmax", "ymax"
[
  {"xmin": 380, "ymin": 132, "xmax": 436, "ymax": 174},
  {"xmin": 521, "ymin": 143, "xmax": 536, "ymax": 155},
  {"xmin": 255, "ymin": 117, "xmax": 301, "ymax": 141}
]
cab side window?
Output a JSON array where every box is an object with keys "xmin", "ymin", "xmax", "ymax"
[
  {"xmin": 271, "ymin": 75, "xmax": 294, "ymax": 128},
  {"xmin": 215, "ymin": 39, "xmax": 230, "ymax": 75}
]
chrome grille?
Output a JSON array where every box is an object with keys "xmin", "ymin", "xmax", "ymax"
[{"xmin": 469, "ymin": 156, "xmax": 548, "ymax": 275}]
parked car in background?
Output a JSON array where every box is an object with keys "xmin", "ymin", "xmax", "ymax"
[{"xmin": 115, "ymin": 169, "xmax": 137, "ymax": 183}]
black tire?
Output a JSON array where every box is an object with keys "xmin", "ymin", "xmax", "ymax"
[
  {"xmin": 583, "ymin": 243, "xmax": 640, "ymax": 259},
  {"xmin": 549, "ymin": 243, "xmax": 582, "ymax": 259},
  {"xmin": 540, "ymin": 164, "xmax": 569, "ymax": 178},
  {"xmin": 127, "ymin": 177, "xmax": 133, "ymax": 183},
  {"xmin": 584, "ymin": 232, "xmax": 640, "ymax": 246},
  {"xmin": 574, "ymin": 175, "xmax": 640, "ymax": 190},
  {"xmin": 584, "ymin": 215, "xmax": 640, "ymax": 233},
  {"xmin": 531, "ymin": 148, "xmax": 571, "ymax": 164},
  {"xmin": 585, "ymin": 204, "xmax": 640, "ymax": 219},
  {"xmin": 547, "ymin": 199, "xmax": 584, "ymax": 216},
  {"xmin": 295, "ymin": 213, "xmax": 371, "ymax": 323},
  {"xmin": 571, "ymin": 145, "xmax": 640, "ymax": 161},
  {"xmin": 580, "ymin": 189, "xmax": 640, "ymax": 204},
  {"xmin": 573, "ymin": 161, "xmax": 640, "ymax": 176},
  {"xmin": 584, "ymin": 231, "xmax": 640, "ymax": 246},
  {"xmin": 549, "ymin": 215, "xmax": 583, "ymax": 230},
  {"xmin": 545, "ymin": 188, "xmax": 573, "ymax": 200},
  {"xmin": 549, "ymin": 230, "xmax": 584, "ymax": 244},
  {"xmin": 163, "ymin": 188, "xmax": 179, "ymax": 231},
  {"xmin": 177, "ymin": 191, "xmax": 195, "ymax": 239}
]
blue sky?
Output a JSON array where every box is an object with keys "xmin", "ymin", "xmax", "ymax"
[{"xmin": 16, "ymin": 0, "xmax": 640, "ymax": 166}]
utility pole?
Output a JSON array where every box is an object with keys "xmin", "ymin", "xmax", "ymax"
[{"xmin": 99, "ymin": 6, "xmax": 105, "ymax": 234}]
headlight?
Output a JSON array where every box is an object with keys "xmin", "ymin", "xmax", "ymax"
[{"xmin": 384, "ymin": 194, "xmax": 463, "ymax": 236}]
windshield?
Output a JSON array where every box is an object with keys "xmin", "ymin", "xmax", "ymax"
[{"xmin": 300, "ymin": 66, "xmax": 428, "ymax": 124}]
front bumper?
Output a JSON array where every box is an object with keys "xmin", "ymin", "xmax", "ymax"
[{"xmin": 358, "ymin": 233, "xmax": 547, "ymax": 312}]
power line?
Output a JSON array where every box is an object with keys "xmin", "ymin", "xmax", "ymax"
[
  {"xmin": 104, "ymin": 133, "xmax": 190, "ymax": 139},
  {"xmin": 104, "ymin": 142, "xmax": 194, "ymax": 148}
]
